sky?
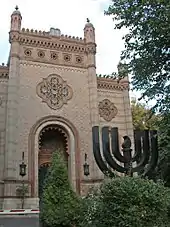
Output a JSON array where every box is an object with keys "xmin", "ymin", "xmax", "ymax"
[{"xmin": 0, "ymin": 0, "xmax": 138, "ymax": 98}]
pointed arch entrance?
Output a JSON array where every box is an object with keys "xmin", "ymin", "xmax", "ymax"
[
  {"xmin": 28, "ymin": 116, "xmax": 80, "ymax": 200},
  {"xmin": 38, "ymin": 125, "xmax": 69, "ymax": 200}
]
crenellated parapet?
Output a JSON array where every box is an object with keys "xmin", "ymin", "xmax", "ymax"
[
  {"xmin": 8, "ymin": 27, "xmax": 96, "ymax": 68},
  {"xmin": 9, "ymin": 27, "xmax": 97, "ymax": 55},
  {"xmin": 0, "ymin": 64, "xmax": 9, "ymax": 79},
  {"xmin": 20, "ymin": 28, "xmax": 85, "ymax": 43},
  {"xmin": 9, "ymin": 28, "xmax": 86, "ymax": 51},
  {"xmin": 96, "ymin": 73, "xmax": 117, "ymax": 79},
  {"xmin": 97, "ymin": 74, "xmax": 129, "ymax": 91},
  {"xmin": 8, "ymin": 7, "xmax": 96, "ymax": 69}
]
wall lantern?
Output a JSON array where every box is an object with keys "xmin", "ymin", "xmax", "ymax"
[{"xmin": 83, "ymin": 153, "xmax": 90, "ymax": 176}]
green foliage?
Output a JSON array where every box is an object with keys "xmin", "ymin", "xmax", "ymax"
[
  {"xmin": 16, "ymin": 185, "xmax": 28, "ymax": 198},
  {"xmin": 131, "ymin": 99, "xmax": 170, "ymax": 185},
  {"xmin": 80, "ymin": 177, "xmax": 170, "ymax": 227},
  {"xmin": 105, "ymin": 0, "xmax": 170, "ymax": 188},
  {"xmin": 105, "ymin": 1, "xmax": 170, "ymax": 113},
  {"xmin": 156, "ymin": 115, "xmax": 170, "ymax": 187},
  {"xmin": 40, "ymin": 151, "xmax": 80, "ymax": 227},
  {"xmin": 78, "ymin": 187, "xmax": 101, "ymax": 227},
  {"xmin": 131, "ymin": 99, "xmax": 160, "ymax": 130}
]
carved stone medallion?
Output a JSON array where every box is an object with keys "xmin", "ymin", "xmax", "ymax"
[
  {"xmin": 37, "ymin": 74, "xmax": 73, "ymax": 110},
  {"xmin": 98, "ymin": 99, "xmax": 118, "ymax": 121}
]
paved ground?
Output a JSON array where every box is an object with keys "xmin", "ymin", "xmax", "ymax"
[{"xmin": 0, "ymin": 216, "xmax": 40, "ymax": 227}]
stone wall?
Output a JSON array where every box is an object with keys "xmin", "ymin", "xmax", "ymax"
[
  {"xmin": 1, "ymin": 8, "xmax": 133, "ymax": 208},
  {"xmin": 97, "ymin": 77, "xmax": 133, "ymax": 140},
  {"xmin": 16, "ymin": 61, "xmax": 97, "ymax": 195},
  {"xmin": 0, "ymin": 65, "xmax": 8, "ymax": 207}
]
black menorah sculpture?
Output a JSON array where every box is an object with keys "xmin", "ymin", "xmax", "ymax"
[{"xmin": 92, "ymin": 126, "xmax": 158, "ymax": 177}]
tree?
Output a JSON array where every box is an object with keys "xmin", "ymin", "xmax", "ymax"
[
  {"xmin": 105, "ymin": 1, "xmax": 170, "ymax": 113},
  {"xmin": 80, "ymin": 177, "xmax": 170, "ymax": 227},
  {"xmin": 131, "ymin": 99, "xmax": 170, "ymax": 185},
  {"xmin": 131, "ymin": 99, "xmax": 160, "ymax": 130},
  {"xmin": 156, "ymin": 115, "xmax": 170, "ymax": 187},
  {"xmin": 40, "ymin": 151, "xmax": 80, "ymax": 227},
  {"xmin": 105, "ymin": 0, "xmax": 170, "ymax": 187}
]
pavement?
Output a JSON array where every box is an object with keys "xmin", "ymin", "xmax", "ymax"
[{"xmin": 0, "ymin": 216, "xmax": 40, "ymax": 227}]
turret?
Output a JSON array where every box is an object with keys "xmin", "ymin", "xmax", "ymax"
[
  {"xmin": 10, "ymin": 6, "xmax": 22, "ymax": 31},
  {"xmin": 4, "ymin": 6, "xmax": 22, "ymax": 205},
  {"xmin": 84, "ymin": 18, "xmax": 95, "ymax": 43}
]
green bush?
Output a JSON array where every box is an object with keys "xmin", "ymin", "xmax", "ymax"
[
  {"xmin": 80, "ymin": 177, "xmax": 170, "ymax": 227},
  {"xmin": 40, "ymin": 151, "xmax": 80, "ymax": 227}
]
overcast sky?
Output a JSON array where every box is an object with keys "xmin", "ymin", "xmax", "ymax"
[
  {"xmin": 0, "ymin": 0, "xmax": 141, "ymax": 100},
  {"xmin": 0, "ymin": 0, "xmax": 128, "ymax": 73}
]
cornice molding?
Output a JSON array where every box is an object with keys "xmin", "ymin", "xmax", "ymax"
[
  {"xmin": 19, "ymin": 36, "xmax": 87, "ymax": 53},
  {"xmin": 20, "ymin": 60, "xmax": 87, "ymax": 73},
  {"xmin": 97, "ymin": 78, "xmax": 129, "ymax": 91},
  {"xmin": 9, "ymin": 31, "xmax": 96, "ymax": 55}
]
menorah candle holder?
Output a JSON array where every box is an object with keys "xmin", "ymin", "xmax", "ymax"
[{"xmin": 93, "ymin": 126, "xmax": 158, "ymax": 177}]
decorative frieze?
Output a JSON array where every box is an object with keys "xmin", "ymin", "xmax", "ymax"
[
  {"xmin": 20, "ymin": 61, "xmax": 87, "ymax": 73},
  {"xmin": 37, "ymin": 50, "xmax": 45, "ymax": 58},
  {"xmin": 24, "ymin": 49, "xmax": 32, "ymax": 57},
  {"xmin": 50, "ymin": 51, "xmax": 58, "ymax": 60},
  {"xmin": 36, "ymin": 74, "xmax": 73, "ymax": 110},
  {"xmin": 22, "ymin": 46, "xmax": 86, "ymax": 68},
  {"xmin": 9, "ymin": 29, "xmax": 95, "ymax": 55},
  {"xmin": 97, "ymin": 78, "xmax": 129, "ymax": 91}
]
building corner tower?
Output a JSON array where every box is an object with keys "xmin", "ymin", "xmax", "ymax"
[{"xmin": 3, "ymin": 6, "xmax": 22, "ymax": 209}]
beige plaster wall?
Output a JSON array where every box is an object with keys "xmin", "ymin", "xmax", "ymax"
[
  {"xmin": 98, "ymin": 89, "xmax": 133, "ymax": 136},
  {"xmin": 0, "ymin": 76, "xmax": 8, "ymax": 203},
  {"xmin": 97, "ymin": 88, "xmax": 133, "ymax": 177},
  {"xmin": 15, "ymin": 60, "xmax": 98, "ymax": 196}
]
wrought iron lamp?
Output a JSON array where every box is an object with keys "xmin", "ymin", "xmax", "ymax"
[
  {"xmin": 19, "ymin": 161, "xmax": 26, "ymax": 177},
  {"xmin": 83, "ymin": 153, "xmax": 90, "ymax": 176},
  {"xmin": 93, "ymin": 126, "xmax": 158, "ymax": 177},
  {"xmin": 19, "ymin": 152, "xmax": 27, "ymax": 209}
]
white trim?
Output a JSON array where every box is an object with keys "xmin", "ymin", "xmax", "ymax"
[{"xmin": 0, "ymin": 209, "xmax": 39, "ymax": 215}]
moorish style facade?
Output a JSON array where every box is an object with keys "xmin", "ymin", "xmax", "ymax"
[{"xmin": 0, "ymin": 7, "xmax": 133, "ymax": 209}]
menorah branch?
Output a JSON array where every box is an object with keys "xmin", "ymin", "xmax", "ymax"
[{"xmin": 92, "ymin": 126, "xmax": 158, "ymax": 177}]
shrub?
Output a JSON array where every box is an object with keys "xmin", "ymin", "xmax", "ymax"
[
  {"xmin": 40, "ymin": 150, "xmax": 80, "ymax": 227},
  {"xmin": 80, "ymin": 177, "xmax": 170, "ymax": 227}
]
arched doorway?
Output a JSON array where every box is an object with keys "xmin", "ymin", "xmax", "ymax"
[
  {"xmin": 28, "ymin": 115, "xmax": 80, "ymax": 202},
  {"xmin": 38, "ymin": 124, "xmax": 69, "ymax": 203}
]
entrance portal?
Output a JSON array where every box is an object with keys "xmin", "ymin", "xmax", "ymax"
[{"xmin": 38, "ymin": 124, "xmax": 68, "ymax": 201}]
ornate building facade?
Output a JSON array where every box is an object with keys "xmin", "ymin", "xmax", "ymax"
[{"xmin": 0, "ymin": 7, "xmax": 133, "ymax": 209}]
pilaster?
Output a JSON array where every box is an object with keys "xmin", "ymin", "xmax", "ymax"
[
  {"xmin": 4, "ymin": 40, "xmax": 20, "ymax": 199},
  {"xmin": 122, "ymin": 80, "xmax": 134, "ymax": 140},
  {"xmin": 87, "ymin": 53, "xmax": 99, "ymax": 126}
]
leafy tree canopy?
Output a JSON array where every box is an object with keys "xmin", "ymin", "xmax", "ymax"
[
  {"xmin": 131, "ymin": 99, "xmax": 160, "ymax": 130},
  {"xmin": 105, "ymin": 1, "xmax": 170, "ymax": 113},
  {"xmin": 131, "ymin": 99, "xmax": 170, "ymax": 186},
  {"xmin": 156, "ymin": 115, "xmax": 170, "ymax": 187},
  {"xmin": 40, "ymin": 151, "xmax": 80, "ymax": 227},
  {"xmin": 105, "ymin": 0, "xmax": 170, "ymax": 187},
  {"xmin": 80, "ymin": 177, "xmax": 170, "ymax": 227}
]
